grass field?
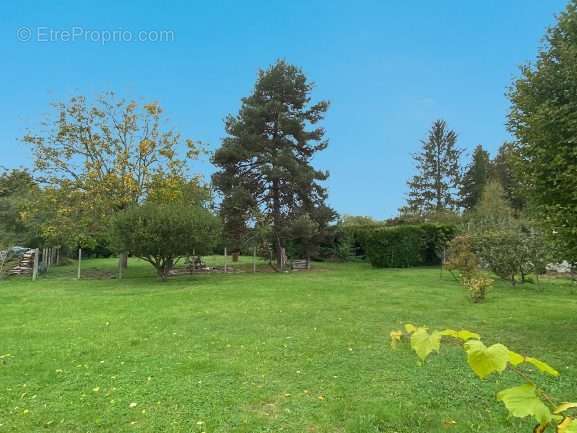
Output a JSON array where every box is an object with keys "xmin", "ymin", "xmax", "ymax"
[{"xmin": 1, "ymin": 258, "xmax": 576, "ymax": 433}]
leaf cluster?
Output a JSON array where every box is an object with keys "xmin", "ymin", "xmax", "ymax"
[{"xmin": 391, "ymin": 324, "xmax": 576, "ymax": 432}]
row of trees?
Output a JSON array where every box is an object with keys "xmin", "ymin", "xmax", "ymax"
[
  {"xmin": 0, "ymin": 61, "xmax": 336, "ymax": 278},
  {"xmin": 403, "ymin": 123, "xmax": 523, "ymax": 217},
  {"xmin": 2, "ymin": 0, "xmax": 577, "ymax": 279},
  {"xmin": 403, "ymin": 0, "xmax": 577, "ymax": 286},
  {"xmin": 401, "ymin": 118, "xmax": 564, "ymax": 291}
]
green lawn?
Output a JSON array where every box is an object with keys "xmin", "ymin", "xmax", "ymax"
[{"xmin": 1, "ymin": 259, "xmax": 576, "ymax": 433}]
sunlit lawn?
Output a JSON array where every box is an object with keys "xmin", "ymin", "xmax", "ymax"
[{"xmin": 1, "ymin": 258, "xmax": 576, "ymax": 433}]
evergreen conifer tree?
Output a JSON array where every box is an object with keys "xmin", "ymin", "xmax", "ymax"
[
  {"xmin": 405, "ymin": 120, "xmax": 463, "ymax": 215},
  {"xmin": 212, "ymin": 60, "xmax": 334, "ymax": 268}
]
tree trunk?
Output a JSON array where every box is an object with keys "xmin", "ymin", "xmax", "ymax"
[
  {"xmin": 232, "ymin": 252, "xmax": 239, "ymax": 262},
  {"xmin": 157, "ymin": 258, "xmax": 173, "ymax": 281},
  {"xmin": 435, "ymin": 143, "xmax": 442, "ymax": 211},
  {"xmin": 119, "ymin": 253, "xmax": 128, "ymax": 270},
  {"xmin": 570, "ymin": 263, "xmax": 576, "ymax": 295},
  {"xmin": 272, "ymin": 178, "xmax": 283, "ymax": 270}
]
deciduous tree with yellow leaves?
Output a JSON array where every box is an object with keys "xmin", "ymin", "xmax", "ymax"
[{"xmin": 22, "ymin": 92, "xmax": 207, "ymax": 259}]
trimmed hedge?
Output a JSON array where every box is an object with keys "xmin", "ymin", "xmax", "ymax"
[
  {"xmin": 340, "ymin": 223, "xmax": 386, "ymax": 259},
  {"xmin": 360, "ymin": 223, "xmax": 456, "ymax": 268}
]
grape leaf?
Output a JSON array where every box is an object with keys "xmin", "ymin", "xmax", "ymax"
[
  {"xmin": 440, "ymin": 329, "xmax": 480, "ymax": 341},
  {"xmin": 456, "ymin": 330, "xmax": 481, "ymax": 341},
  {"xmin": 464, "ymin": 340, "xmax": 509, "ymax": 379},
  {"xmin": 404, "ymin": 323, "xmax": 417, "ymax": 334},
  {"xmin": 440, "ymin": 329, "xmax": 458, "ymax": 337},
  {"xmin": 525, "ymin": 357, "xmax": 560, "ymax": 377},
  {"xmin": 557, "ymin": 417, "xmax": 577, "ymax": 433},
  {"xmin": 390, "ymin": 330, "xmax": 402, "ymax": 349},
  {"xmin": 555, "ymin": 403, "xmax": 577, "ymax": 415},
  {"xmin": 497, "ymin": 384, "xmax": 552, "ymax": 426},
  {"xmin": 508, "ymin": 350, "xmax": 525, "ymax": 366},
  {"xmin": 410, "ymin": 328, "xmax": 441, "ymax": 361}
]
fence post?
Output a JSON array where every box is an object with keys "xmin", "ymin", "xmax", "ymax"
[
  {"xmin": 253, "ymin": 246, "xmax": 256, "ymax": 273},
  {"xmin": 118, "ymin": 253, "xmax": 123, "ymax": 280},
  {"xmin": 32, "ymin": 248, "xmax": 39, "ymax": 281},
  {"xmin": 224, "ymin": 247, "xmax": 228, "ymax": 273},
  {"xmin": 77, "ymin": 248, "xmax": 82, "ymax": 280}
]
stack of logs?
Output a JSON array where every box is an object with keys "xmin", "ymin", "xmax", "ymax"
[
  {"xmin": 291, "ymin": 258, "xmax": 311, "ymax": 271},
  {"xmin": 8, "ymin": 249, "xmax": 35, "ymax": 276}
]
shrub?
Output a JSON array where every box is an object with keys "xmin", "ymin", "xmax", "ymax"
[
  {"xmin": 474, "ymin": 229, "xmax": 521, "ymax": 284},
  {"xmin": 473, "ymin": 224, "xmax": 550, "ymax": 286},
  {"xmin": 445, "ymin": 235, "xmax": 479, "ymax": 276},
  {"xmin": 111, "ymin": 203, "xmax": 220, "ymax": 280},
  {"xmin": 445, "ymin": 234, "xmax": 492, "ymax": 302},
  {"xmin": 462, "ymin": 273, "xmax": 494, "ymax": 303},
  {"xmin": 468, "ymin": 181, "xmax": 553, "ymax": 286},
  {"xmin": 330, "ymin": 231, "xmax": 356, "ymax": 261},
  {"xmin": 361, "ymin": 224, "xmax": 456, "ymax": 268},
  {"xmin": 422, "ymin": 223, "xmax": 456, "ymax": 264},
  {"xmin": 285, "ymin": 214, "xmax": 321, "ymax": 259}
]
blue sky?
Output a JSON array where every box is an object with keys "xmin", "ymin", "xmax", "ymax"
[{"xmin": 0, "ymin": 1, "xmax": 568, "ymax": 218}]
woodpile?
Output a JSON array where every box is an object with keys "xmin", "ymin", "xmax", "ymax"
[
  {"xmin": 291, "ymin": 259, "xmax": 311, "ymax": 271},
  {"xmin": 8, "ymin": 249, "xmax": 35, "ymax": 276}
]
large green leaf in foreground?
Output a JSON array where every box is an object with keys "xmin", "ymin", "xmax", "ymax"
[
  {"xmin": 410, "ymin": 328, "xmax": 441, "ymax": 361},
  {"xmin": 463, "ymin": 340, "xmax": 508, "ymax": 379},
  {"xmin": 496, "ymin": 384, "xmax": 552, "ymax": 426}
]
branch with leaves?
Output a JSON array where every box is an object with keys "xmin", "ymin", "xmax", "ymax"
[{"xmin": 390, "ymin": 324, "xmax": 577, "ymax": 432}]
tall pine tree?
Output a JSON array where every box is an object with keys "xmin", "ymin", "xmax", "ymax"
[
  {"xmin": 460, "ymin": 144, "xmax": 491, "ymax": 211},
  {"xmin": 212, "ymin": 60, "xmax": 334, "ymax": 269},
  {"xmin": 404, "ymin": 120, "xmax": 463, "ymax": 215}
]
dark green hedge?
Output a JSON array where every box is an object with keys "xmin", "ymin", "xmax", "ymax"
[
  {"xmin": 340, "ymin": 223, "xmax": 386, "ymax": 259},
  {"xmin": 360, "ymin": 224, "xmax": 456, "ymax": 268}
]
